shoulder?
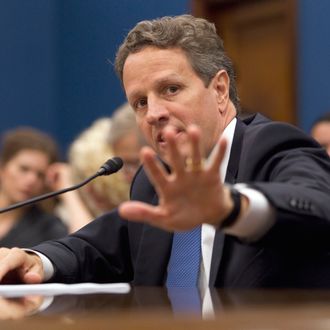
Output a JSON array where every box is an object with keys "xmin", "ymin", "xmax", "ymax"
[
  {"xmin": 241, "ymin": 113, "xmax": 320, "ymax": 152},
  {"xmin": 243, "ymin": 113, "xmax": 311, "ymax": 138},
  {"xmin": 236, "ymin": 113, "xmax": 329, "ymax": 180}
]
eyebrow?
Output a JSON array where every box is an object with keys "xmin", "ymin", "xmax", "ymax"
[
  {"xmin": 127, "ymin": 73, "xmax": 183, "ymax": 103},
  {"xmin": 155, "ymin": 74, "xmax": 182, "ymax": 86}
]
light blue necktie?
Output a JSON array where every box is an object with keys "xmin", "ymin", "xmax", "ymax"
[{"xmin": 166, "ymin": 226, "xmax": 201, "ymax": 287}]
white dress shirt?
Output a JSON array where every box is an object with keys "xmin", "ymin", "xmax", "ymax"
[{"xmin": 199, "ymin": 118, "xmax": 275, "ymax": 316}]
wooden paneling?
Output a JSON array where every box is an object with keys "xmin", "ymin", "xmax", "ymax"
[{"xmin": 192, "ymin": 0, "xmax": 297, "ymax": 124}]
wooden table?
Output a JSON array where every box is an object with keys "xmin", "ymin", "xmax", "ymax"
[{"xmin": 1, "ymin": 287, "xmax": 330, "ymax": 329}]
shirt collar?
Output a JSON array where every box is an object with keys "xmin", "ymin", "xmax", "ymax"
[
  {"xmin": 206, "ymin": 117, "xmax": 237, "ymax": 182},
  {"xmin": 221, "ymin": 117, "xmax": 237, "ymax": 182}
]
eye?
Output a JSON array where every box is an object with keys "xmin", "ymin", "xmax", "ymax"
[
  {"xmin": 36, "ymin": 171, "xmax": 45, "ymax": 180},
  {"xmin": 133, "ymin": 98, "xmax": 147, "ymax": 111},
  {"xmin": 165, "ymin": 85, "xmax": 179, "ymax": 95},
  {"xmin": 19, "ymin": 164, "xmax": 29, "ymax": 173}
]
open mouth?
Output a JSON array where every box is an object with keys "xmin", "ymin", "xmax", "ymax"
[
  {"xmin": 157, "ymin": 132, "xmax": 165, "ymax": 144},
  {"xmin": 156, "ymin": 129, "xmax": 184, "ymax": 147}
]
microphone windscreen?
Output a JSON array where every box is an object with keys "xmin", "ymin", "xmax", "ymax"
[{"xmin": 99, "ymin": 157, "xmax": 124, "ymax": 175}]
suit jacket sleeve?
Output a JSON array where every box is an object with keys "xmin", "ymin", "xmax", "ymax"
[
  {"xmin": 33, "ymin": 209, "xmax": 134, "ymax": 283},
  {"xmin": 236, "ymin": 115, "xmax": 330, "ymax": 248}
]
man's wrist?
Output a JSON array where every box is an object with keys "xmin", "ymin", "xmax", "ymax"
[
  {"xmin": 220, "ymin": 186, "xmax": 242, "ymax": 229},
  {"xmin": 223, "ymin": 184, "xmax": 275, "ymax": 241}
]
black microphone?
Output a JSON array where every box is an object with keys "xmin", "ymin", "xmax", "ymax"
[{"xmin": 0, "ymin": 157, "xmax": 123, "ymax": 214}]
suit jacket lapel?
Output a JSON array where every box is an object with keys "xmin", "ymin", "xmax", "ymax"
[{"xmin": 209, "ymin": 117, "xmax": 246, "ymax": 286}]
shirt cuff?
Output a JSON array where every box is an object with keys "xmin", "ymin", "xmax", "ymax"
[
  {"xmin": 24, "ymin": 249, "xmax": 55, "ymax": 282},
  {"xmin": 223, "ymin": 184, "xmax": 275, "ymax": 241}
]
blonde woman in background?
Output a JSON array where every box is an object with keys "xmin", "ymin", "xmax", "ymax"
[
  {"xmin": 47, "ymin": 103, "xmax": 145, "ymax": 232},
  {"xmin": 109, "ymin": 103, "xmax": 145, "ymax": 183},
  {"xmin": 47, "ymin": 118, "xmax": 128, "ymax": 232}
]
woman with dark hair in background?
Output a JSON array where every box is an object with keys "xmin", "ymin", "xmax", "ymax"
[{"xmin": 0, "ymin": 127, "xmax": 67, "ymax": 248}]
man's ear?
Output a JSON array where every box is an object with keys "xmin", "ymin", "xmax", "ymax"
[{"xmin": 212, "ymin": 70, "xmax": 230, "ymax": 113}]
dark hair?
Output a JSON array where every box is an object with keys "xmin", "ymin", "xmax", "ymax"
[
  {"xmin": 0, "ymin": 127, "xmax": 60, "ymax": 165},
  {"xmin": 312, "ymin": 113, "xmax": 330, "ymax": 128},
  {"xmin": 115, "ymin": 14, "xmax": 240, "ymax": 111}
]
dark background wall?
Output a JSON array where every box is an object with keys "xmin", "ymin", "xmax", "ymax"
[
  {"xmin": 297, "ymin": 0, "xmax": 330, "ymax": 132},
  {"xmin": 0, "ymin": 0, "xmax": 329, "ymax": 157},
  {"xmin": 0, "ymin": 1, "xmax": 59, "ymax": 145},
  {"xmin": 0, "ymin": 0, "xmax": 189, "ymax": 157}
]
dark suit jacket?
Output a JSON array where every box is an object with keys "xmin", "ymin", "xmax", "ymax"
[{"xmin": 35, "ymin": 114, "xmax": 330, "ymax": 288}]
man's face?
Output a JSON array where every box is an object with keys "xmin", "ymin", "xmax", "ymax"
[
  {"xmin": 123, "ymin": 47, "xmax": 225, "ymax": 163},
  {"xmin": 0, "ymin": 150, "xmax": 50, "ymax": 204},
  {"xmin": 312, "ymin": 122, "xmax": 330, "ymax": 156}
]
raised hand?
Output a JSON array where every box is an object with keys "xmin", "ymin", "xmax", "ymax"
[
  {"xmin": 119, "ymin": 125, "xmax": 234, "ymax": 231},
  {"xmin": 46, "ymin": 162, "xmax": 73, "ymax": 192}
]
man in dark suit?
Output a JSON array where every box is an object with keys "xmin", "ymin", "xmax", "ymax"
[{"xmin": 0, "ymin": 15, "xmax": 329, "ymax": 289}]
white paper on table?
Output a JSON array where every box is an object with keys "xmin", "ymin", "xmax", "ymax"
[{"xmin": 0, "ymin": 282, "xmax": 131, "ymax": 298}]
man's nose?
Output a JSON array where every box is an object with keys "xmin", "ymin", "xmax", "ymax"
[{"xmin": 146, "ymin": 98, "xmax": 169, "ymax": 126}]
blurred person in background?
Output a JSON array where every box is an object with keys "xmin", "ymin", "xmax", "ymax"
[
  {"xmin": 47, "ymin": 118, "xmax": 129, "ymax": 233},
  {"xmin": 311, "ymin": 113, "xmax": 330, "ymax": 156},
  {"xmin": 108, "ymin": 103, "xmax": 146, "ymax": 183},
  {"xmin": 47, "ymin": 103, "xmax": 145, "ymax": 233},
  {"xmin": 0, "ymin": 127, "xmax": 67, "ymax": 248}
]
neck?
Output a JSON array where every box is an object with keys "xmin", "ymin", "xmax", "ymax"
[
  {"xmin": 222, "ymin": 103, "xmax": 237, "ymax": 128},
  {"xmin": 0, "ymin": 193, "xmax": 26, "ymax": 221}
]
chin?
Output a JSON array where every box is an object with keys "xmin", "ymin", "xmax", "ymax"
[
  {"xmin": 154, "ymin": 146, "xmax": 167, "ymax": 162},
  {"xmin": 16, "ymin": 195, "xmax": 30, "ymax": 202}
]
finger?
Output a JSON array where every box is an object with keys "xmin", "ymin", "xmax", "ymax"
[
  {"xmin": 0, "ymin": 249, "xmax": 41, "ymax": 283},
  {"xmin": 23, "ymin": 296, "xmax": 45, "ymax": 315},
  {"xmin": 162, "ymin": 127, "xmax": 186, "ymax": 174},
  {"xmin": 140, "ymin": 147, "xmax": 168, "ymax": 190},
  {"xmin": 209, "ymin": 138, "xmax": 228, "ymax": 176},
  {"xmin": 0, "ymin": 248, "xmax": 27, "ymax": 282},
  {"xmin": 22, "ymin": 255, "xmax": 43, "ymax": 284},
  {"xmin": 0, "ymin": 298, "xmax": 28, "ymax": 320},
  {"xmin": 187, "ymin": 125, "xmax": 203, "ymax": 170},
  {"xmin": 119, "ymin": 201, "xmax": 165, "ymax": 224},
  {"xmin": 119, "ymin": 201, "xmax": 193, "ymax": 231},
  {"xmin": 23, "ymin": 271, "xmax": 43, "ymax": 284},
  {"xmin": 0, "ymin": 248, "xmax": 10, "ymax": 258}
]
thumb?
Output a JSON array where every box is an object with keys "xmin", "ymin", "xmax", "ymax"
[
  {"xmin": 22, "ymin": 254, "xmax": 44, "ymax": 284},
  {"xmin": 23, "ymin": 271, "xmax": 43, "ymax": 284}
]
